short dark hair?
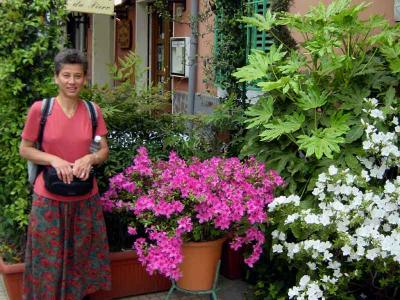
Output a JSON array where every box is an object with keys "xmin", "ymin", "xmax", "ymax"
[{"xmin": 54, "ymin": 48, "xmax": 88, "ymax": 75}]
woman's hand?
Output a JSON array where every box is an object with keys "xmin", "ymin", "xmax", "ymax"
[
  {"xmin": 72, "ymin": 155, "xmax": 93, "ymax": 180},
  {"xmin": 50, "ymin": 157, "xmax": 74, "ymax": 184}
]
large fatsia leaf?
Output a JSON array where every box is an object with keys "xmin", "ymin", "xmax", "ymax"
[
  {"xmin": 233, "ymin": 44, "xmax": 286, "ymax": 83},
  {"xmin": 244, "ymin": 97, "xmax": 274, "ymax": 129},
  {"xmin": 233, "ymin": 50, "xmax": 270, "ymax": 82},
  {"xmin": 297, "ymin": 128, "xmax": 345, "ymax": 159},
  {"xmin": 257, "ymin": 76, "xmax": 290, "ymax": 92},
  {"xmin": 296, "ymin": 88, "xmax": 329, "ymax": 110},
  {"xmin": 240, "ymin": 10, "xmax": 277, "ymax": 32},
  {"xmin": 259, "ymin": 113, "xmax": 305, "ymax": 141},
  {"xmin": 329, "ymin": 112, "xmax": 350, "ymax": 134}
]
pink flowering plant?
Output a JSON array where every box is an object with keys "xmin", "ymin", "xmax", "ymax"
[{"xmin": 101, "ymin": 147, "xmax": 283, "ymax": 280}]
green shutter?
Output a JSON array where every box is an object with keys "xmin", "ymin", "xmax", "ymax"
[
  {"xmin": 246, "ymin": 0, "xmax": 273, "ymax": 91},
  {"xmin": 246, "ymin": 0, "xmax": 273, "ymax": 55}
]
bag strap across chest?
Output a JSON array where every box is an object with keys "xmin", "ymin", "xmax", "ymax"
[{"xmin": 37, "ymin": 98, "xmax": 98, "ymax": 150}]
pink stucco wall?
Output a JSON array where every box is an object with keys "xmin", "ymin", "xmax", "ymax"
[
  {"xmin": 172, "ymin": 0, "xmax": 215, "ymax": 95},
  {"xmin": 291, "ymin": 0, "xmax": 394, "ymax": 23},
  {"xmin": 173, "ymin": 0, "xmax": 395, "ymax": 95}
]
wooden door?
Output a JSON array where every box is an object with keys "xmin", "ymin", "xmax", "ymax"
[{"xmin": 151, "ymin": 12, "xmax": 172, "ymax": 91}]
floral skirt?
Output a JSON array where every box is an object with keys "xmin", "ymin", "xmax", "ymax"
[{"xmin": 23, "ymin": 194, "xmax": 111, "ymax": 300}]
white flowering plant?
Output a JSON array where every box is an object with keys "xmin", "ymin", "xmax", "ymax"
[{"xmin": 268, "ymin": 98, "xmax": 399, "ymax": 299}]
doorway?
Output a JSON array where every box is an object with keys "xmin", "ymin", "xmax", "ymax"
[{"xmin": 151, "ymin": 12, "xmax": 172, "ymax": 91}]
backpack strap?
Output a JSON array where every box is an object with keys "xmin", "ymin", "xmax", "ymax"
[
  {"xmin": 83, "ymin": 100, "xmax": 98, "ymax": 139},
  {"xmin": 37, "ymin": 97, "xmax": 55, "ymax": 150}
]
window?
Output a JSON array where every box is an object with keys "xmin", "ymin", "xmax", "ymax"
[
  {"xmin": 245, "ymin": 0, "xmax": 273, "ymax": 55},
  {"xmin": 213, "ymin": 0, "xmax": 273, "ymax": 91},
  {"xmin": 245, "ymin": 0, "xmax": 273, "ymax": 91}
]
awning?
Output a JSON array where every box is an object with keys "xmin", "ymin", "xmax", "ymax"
[{"xmin": 66, "ymin": 0, "xmax": 115, "ymax": 15}]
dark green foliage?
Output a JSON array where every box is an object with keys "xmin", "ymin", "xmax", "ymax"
[
  {"xmin": 213, "ymin": 0, "xmax": 247, "ymax": 101},
  {"xmin": 270, "ymin": 0, "xmax": 296, "ymax": 49},
  {"xmin": 0, "ymin": 0, "xmax": 66, "ymax": 262}
]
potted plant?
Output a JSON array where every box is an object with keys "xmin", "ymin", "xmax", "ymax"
[{"xmin": 100, "ymin": 146, "xmax": 284, "ymax": 291}]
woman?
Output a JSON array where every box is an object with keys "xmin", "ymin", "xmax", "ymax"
[{"xmin": 19, "ymin": 49, "xmax": 111, "ymax": 300}]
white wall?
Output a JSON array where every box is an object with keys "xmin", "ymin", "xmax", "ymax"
[{"xmin": 91, "ymin": 14, "xmax": 115, "ymax": 86}]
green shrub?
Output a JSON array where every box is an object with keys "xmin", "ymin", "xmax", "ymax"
[
  {"xmin": 0, "ymin": 0, "xmax": 66, "ymax": 262},
  {"xmin": 229, "ymin": 1, "xmax": 400, "ymax": 298},
  {"xmin": 234, "ymin": 0, "xmax": 400, "ymax": 197}
]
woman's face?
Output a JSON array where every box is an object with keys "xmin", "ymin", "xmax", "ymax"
[{"xmin": 54, "ymin": 64, "xmax": 86, "ymax": 99}]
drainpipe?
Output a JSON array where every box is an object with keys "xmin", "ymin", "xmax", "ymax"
[{"xmin": 187, "ymin": 0, "xmax": 199, "ymax": 115}]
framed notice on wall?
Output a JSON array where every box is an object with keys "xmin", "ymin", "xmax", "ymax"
[
  {"xmin": 170, "ymin": 37, "xmax": 190, "ymax": 77},
  {"xmin": 118, "ymin": 19, "xmax": 132, "ymax": 49}
]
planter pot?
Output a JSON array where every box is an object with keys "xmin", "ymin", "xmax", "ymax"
[
  {"xmin": 1, "ymin": 251, "xmax": 170, "ymax": 300},
  {"xmin": 91, "ymin": 250, "xmax": 170, "ymax": 300},
  {"xmin": 220, "ymin": 239, "xmax": 245, "ymax": 280},
  {"xmin": 177, "ymin": 237, "xmax": 226, "ymax": 291},
  {"xmin": 0, "ymin": 256, "xmax": 24, "ymax": 300}
]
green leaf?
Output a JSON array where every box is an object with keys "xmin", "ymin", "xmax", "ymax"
[
  {"xmin": 329, "ymin": 112, "xmax": 351, "ymax": 135},
  {"xmin": 240, "ymin": 10, "xmax": 277, "ymax": 32},
  {"xmin": 259, "ymin": 113, "xmax": 305, "ymax": 141},
  {"xmin": 297, "ymin": 128, "xmax": 345, "ymax": 159},
  {"xmin": 345, "ymin": 125, "xmax": 364, "ymax": 143},
  {"xmin": 233, "ymin": 50, "xmax": 270, "ymax": 82},
  {"xmin": 258, "ymin": 77, "xmax": 290, "ymax": 92},
  {"xmin": 296, "ymin": 88, "xmax": 329, "ymax": 110},
  {"xmin": 344, "ymin": 153, "xmax": 362, "ymax": 173},
  {"xmin": 244, "ymin": 97, "xmax": 274, "ymax": 129}
]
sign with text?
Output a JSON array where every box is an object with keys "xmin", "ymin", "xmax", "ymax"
[{"xmin": 67, "ymin": 0, "xmax": 114, "ymax": 15}]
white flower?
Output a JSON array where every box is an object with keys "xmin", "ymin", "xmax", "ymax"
[
  {"xmin": 271, "ymin": 230, "xmax": 280, "ymax": 239},
  {"xmin": 384, "ymin": 182, "xmax": 396, "ymax": 194},
  {"xmin": 318, "ymin": 173, "xmax": 327, "ymax": 183},
  {"xmin": 366, "ymin": 248, "xmax": 379, "ymax": 260},
  {"xmin": 328, "ymin": 165, "xmax": 338, "ymax": 176},
  {"xmin": 341, "ymin": 245, "xmax": 352, "ymax": 256},
  {"xmin": 288, "ymin": 286, "xmax": 300, "ymax": 299},
  {"xmin": 307, "ymin": 262, "xmax": 317, "ymax": 270},
  {"xmin": 299, "ymin": 275, "xmax": 310, "ymax": 288},
  {"xmin": 285, "ymin": 213, "xmax": 300, "ymax": 224},
  {"xmin": 395, "ymin": 126, "xmax": 400, "ymax": 133},
  {"xmin": 362, "ymin": 140, "xmax": 372, "ymax": 150},
  {"xmin": 367, "ymin": 97, "xmax": 379, "ymax": 106},
  {"xmin": 305, "ymin": 213, "xmax": 319, "ymax": 224},
  {"xmin": 272, "ymin": 244, "xmax": 284, "ymax": 253},
  {"xmin": 370, "ymin": 109, "xmax": 385, "ymax": 120},
  {"xmin": 361, "ymin": 170, "xmax": 371, "ymax": 181},
  {"xmin": 392, "ymin": 117, "xmax": 399, "ymax": 126}
]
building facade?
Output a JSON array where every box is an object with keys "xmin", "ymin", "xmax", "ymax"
[{"xmin": 68, "ymin": 0, "xmax": 396, "ymax": 113}]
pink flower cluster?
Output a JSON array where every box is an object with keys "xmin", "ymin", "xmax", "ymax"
[{"xmin": 101, "ymin": 147, "xmax": 283, "ymax": 280}]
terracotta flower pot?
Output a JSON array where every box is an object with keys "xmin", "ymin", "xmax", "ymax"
[
  {"xmin": 91, "ymin": 250, "xmax": 170, "ymax": 300},
  {"xmin": 0, "ymin": 256, "xmax": 24, "ymax": 300},
  {"xmin": 177, "ymin": 237, "xmax": 226, "ymax": 291},
  {"xmin": 0, "ymin": 251, "xmax": 170, "ymax": 300}
]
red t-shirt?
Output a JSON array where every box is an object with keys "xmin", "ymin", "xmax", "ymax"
[{"xmin": 21, "ymin": 99, "xmax": 108, "ymax": 201}]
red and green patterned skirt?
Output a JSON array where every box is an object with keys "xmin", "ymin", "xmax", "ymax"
[{"xmin": 23, "ymin": 194, "xmax": 111, "ymax": 300}]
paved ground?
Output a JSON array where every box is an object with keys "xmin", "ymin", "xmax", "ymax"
[{"xmin": 0, "ymin": 274, "xmax": 253, "ymax": 300}]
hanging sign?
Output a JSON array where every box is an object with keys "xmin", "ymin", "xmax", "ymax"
[{"xmin": 67, "ymin": 0, "xmax": 114, "ymax": 15}]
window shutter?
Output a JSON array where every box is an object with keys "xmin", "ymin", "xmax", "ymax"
[
  {"xmin": 246, "ymin": 0, "xmax": 273, "ymax": 54},
  {"xmin": 246, "ymin": 0, "xmax": 273, "ymax": 90}
]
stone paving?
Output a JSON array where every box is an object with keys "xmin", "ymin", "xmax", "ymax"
[{"xmin": 0, "ymin": 274, "xmax": 253, "ymax": 300}]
